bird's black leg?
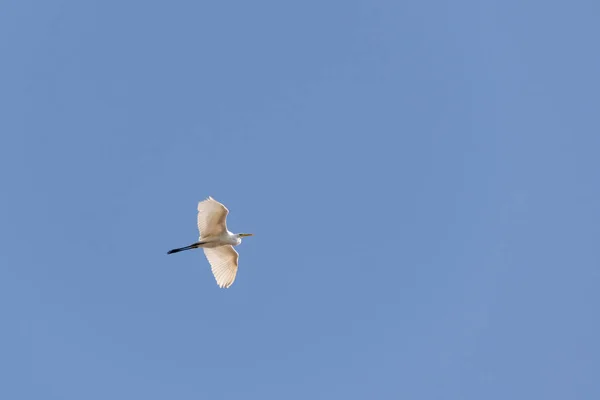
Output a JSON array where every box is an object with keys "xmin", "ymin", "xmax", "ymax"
[{"xmin": 167, "ymin": 241, "xmax": 205, "ymax": 254}]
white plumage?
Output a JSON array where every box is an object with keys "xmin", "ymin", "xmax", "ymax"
[
  {"xmin": 203, "ymin": 246, "xmax": 239, "ymax": 289},
  {"xmin": 197, "ymin": 197, "xmax": 230, "ymax": 239},
  {"xmin": 168, "ymin": 197, "xmax": 253, "ymax": 288}
]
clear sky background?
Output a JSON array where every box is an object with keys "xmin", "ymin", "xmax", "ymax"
[{"xmin": 1, "ymin": 1, "xmax": 599, "ymax": 399}]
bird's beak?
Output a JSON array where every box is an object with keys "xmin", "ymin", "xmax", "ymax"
[{"xmin": 240, "ymin": 233, "xmax": 253, "ymax": 237}]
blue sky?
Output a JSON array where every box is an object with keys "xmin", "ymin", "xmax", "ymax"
[{"xmin": 1, "ymin": 0, "xmax": 599, "ymax": 399}]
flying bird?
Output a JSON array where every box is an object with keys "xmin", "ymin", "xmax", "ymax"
[{"xmin": 167, "ymin": 196, "xmax": 253, "ymax": 288}]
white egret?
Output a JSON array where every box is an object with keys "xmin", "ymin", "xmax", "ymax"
[{"xmin": 167, "ymin": 196, "xmax": 253, "ymax": 288}]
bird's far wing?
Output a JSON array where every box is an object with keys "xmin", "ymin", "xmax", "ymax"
[
  {"xmin": 203, "ymin": 245, "xmax": 239, "ymax": 288},
  {"xmin": 197, "ymin": 196, "xmax": 229, "ymax": 238}
]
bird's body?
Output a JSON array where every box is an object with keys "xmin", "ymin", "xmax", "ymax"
[
  {"xmin": 167, "ymin": 197, "xmax": 253, "ymax": 288},
  {"xmin": 200, "ymin": 231, "xmax": 243, "ymax": 248}
]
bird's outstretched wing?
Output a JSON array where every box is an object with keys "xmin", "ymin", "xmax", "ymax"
[
  {"xmin": 197, "ymin": 196, "xmax": 229, "ymax": 238},
  {"xmin": 203, "ymin": 245, "xmax": 239, "ymax": 288}
]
